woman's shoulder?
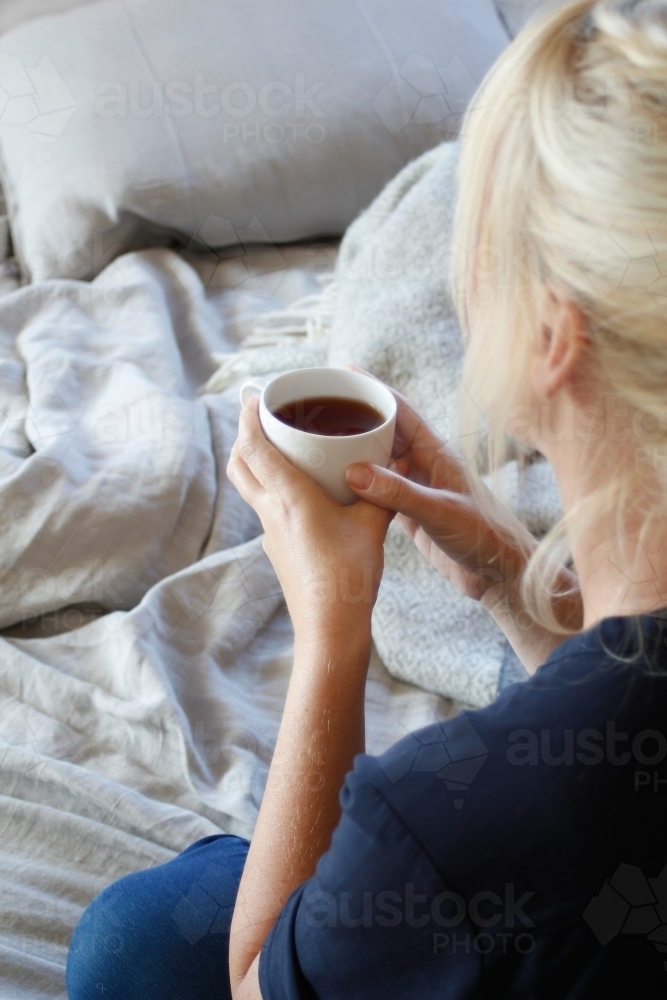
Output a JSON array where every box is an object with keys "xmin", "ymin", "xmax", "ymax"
[
  {"xmin": 541, "ymin": 610, "xmax": 667, "ymax": 677},
  {"xmin": 349, "ymin": 612, "xmax": 667, "ymax": 921},
  {"xmin": 371, "ymin": 611, "xmax": 667, "ymax": 782},
  {"xmin": 259, "ymin": 615, "xmax": 667, "ymax": 1000}
]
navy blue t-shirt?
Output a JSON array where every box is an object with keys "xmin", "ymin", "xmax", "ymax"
[{"xmin": 258, "ymin": 614, "xmax": 667, "ymax": 998}]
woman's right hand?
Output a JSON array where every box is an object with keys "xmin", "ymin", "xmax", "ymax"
[
  {"xmin": 345, "ymin": 382, "xmax": 583, "ymax": 671},
  {"xmin": 345, "ymin": 388, "xmax": 533, "ymax": 603}
]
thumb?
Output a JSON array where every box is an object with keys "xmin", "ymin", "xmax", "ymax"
[{"xmin": 346, "ymin": 463, "xmax": 444, "ymax": 527}]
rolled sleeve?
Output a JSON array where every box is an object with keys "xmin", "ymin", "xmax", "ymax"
[{"xmin": 259, "ymin": 765, "xmax": 479, "ymax": 1000}]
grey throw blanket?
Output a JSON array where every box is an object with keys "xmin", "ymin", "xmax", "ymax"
[
  {"xmin": 328, "ymin": 142, "xmax": 562, "ymax": 706},
  {"xmin": 205, "ymin": 141, "xmax": 563, "ymax": 707}
]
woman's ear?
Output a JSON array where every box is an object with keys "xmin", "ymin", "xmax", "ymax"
[{"xmin": 531, "ymin": 291, "xmax": 589, "ymax": 400}]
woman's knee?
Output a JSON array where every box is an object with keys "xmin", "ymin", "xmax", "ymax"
[
  {"xmin": 66, "ymin": 873, "xmax": 151, "ymax": 1000},
  {"xmin": 66, "ymin": 835, "xmax": 249, "ymax": 1000}
]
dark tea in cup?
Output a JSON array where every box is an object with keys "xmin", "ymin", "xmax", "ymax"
[
  {"xmin": 272, "ymin": 396, "xmax": 384, "ymax": 437},
  {"xmin": 240, "ymin": 367, "xmax": 397, "ymax": 503}
]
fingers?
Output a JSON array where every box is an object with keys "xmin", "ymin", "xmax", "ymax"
[
  {"xmin": 227, "ymin": 395, "xmax": 295, "ymax": 510},
  {"xmin": 345, "ymin": 367, "xmax": 423, "ymax": 441},
  {"xmin": 345, "ymin": 364, "xmax": 375, "ymax": 377},
  {"xmin": 235, "ymin": 395, "xmax": 299, "ymax": 495},
  {"xmin": 392, "ymin": 395, "xmax": 443, "ymax": 461},
  {"xmin": 352, "ymin": 495, "xmax": 396, "ymax": 534},
  {"xmin": 346, "ymin": 368, "xmax": 469, "ymax": 494},
  {"xmin": 395, "ymin": 511, "xmax": 419, "ymax": 540},
  {"xmin": 231, "ymin": 395, "xmax": 343, "ymax": 513},
  {"xmin": 389, "ymin": 456, "xmax": 410, "ymax": 478},
  {"xmin": 227, "ymin": 439, "xmax": 264, "ymax": 507},
  {"xmin": 344, "ymin": 367, "xmax": 441, "ymax": 464},
  {"xmin": 345, "ymin": 462, "xmax": 447, "ymax": 528},
  {"xmin": 392, "ymin": 399, "xmax": 468, "ymax": 493}
]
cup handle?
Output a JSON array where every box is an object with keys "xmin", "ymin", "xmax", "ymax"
[{"xmin": 239, "ymin": 377, "xmax": 269, "ymax": 407}]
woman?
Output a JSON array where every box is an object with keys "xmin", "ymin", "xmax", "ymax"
[{"xmin": 66, "ymin": 0, "xmax": 667, "ymax": 996}]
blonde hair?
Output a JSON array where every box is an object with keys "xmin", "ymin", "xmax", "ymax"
[{"xmin": 452, "ymin": 0, "xmax": 667, "ymax": 632}]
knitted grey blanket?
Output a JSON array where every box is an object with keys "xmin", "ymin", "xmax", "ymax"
[
  {"xmin": 328, "ymin": 142, "xmax": 562, "ymax": 706},
  {"xmin": 206, "ymin": 141, "xmax": 563, "ymax": 707}
]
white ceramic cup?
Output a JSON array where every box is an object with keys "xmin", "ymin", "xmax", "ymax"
[{"xmin": 239, "ymin": 367, "xmax": 397, "ymax": 505}]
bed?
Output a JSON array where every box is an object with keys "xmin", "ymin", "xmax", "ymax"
[{"xmin": 0, "ymin": 1, "xmax": 551, "ymax": 996}]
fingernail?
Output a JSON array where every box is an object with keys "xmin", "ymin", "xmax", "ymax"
[{"xmin": 346, "ymin": 464, "xmax": 374, "ymax": 490}]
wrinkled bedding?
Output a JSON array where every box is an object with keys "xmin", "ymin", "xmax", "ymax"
[{"xmin": 0, "ymin": 243, "xmax": 457, "ymax": 1000}]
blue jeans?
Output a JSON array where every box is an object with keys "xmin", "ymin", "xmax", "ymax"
[{"xmin": 66, "ymin": 834, "xmax": 250, "ymax": 1000}]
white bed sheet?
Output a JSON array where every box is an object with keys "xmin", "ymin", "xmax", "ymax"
[{"xmin": 0, "ymin": 241, "xmax": 457, "ymax": 1000}]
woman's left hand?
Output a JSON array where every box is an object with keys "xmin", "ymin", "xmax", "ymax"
[{"xmin": 227, "ymin": 394, "xmax": 395, "ymax": 648}]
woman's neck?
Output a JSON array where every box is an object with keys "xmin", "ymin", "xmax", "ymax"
[
  {"xmin": 574, "ymin": 528, "xmax": 667, "ymax": 629},
  {"xmin": 548, "ymin": 441, "xmax": 667, "ymax": 630}
]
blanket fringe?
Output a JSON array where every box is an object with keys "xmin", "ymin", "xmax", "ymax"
[{"xmin": 199, "ymin": 274, "xmax": 337, "ymax": 394}]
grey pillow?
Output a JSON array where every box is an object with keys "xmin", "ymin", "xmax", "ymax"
[{"xmin": 0, "ymin": 0, "xmax": 508, "ymax": 280}]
